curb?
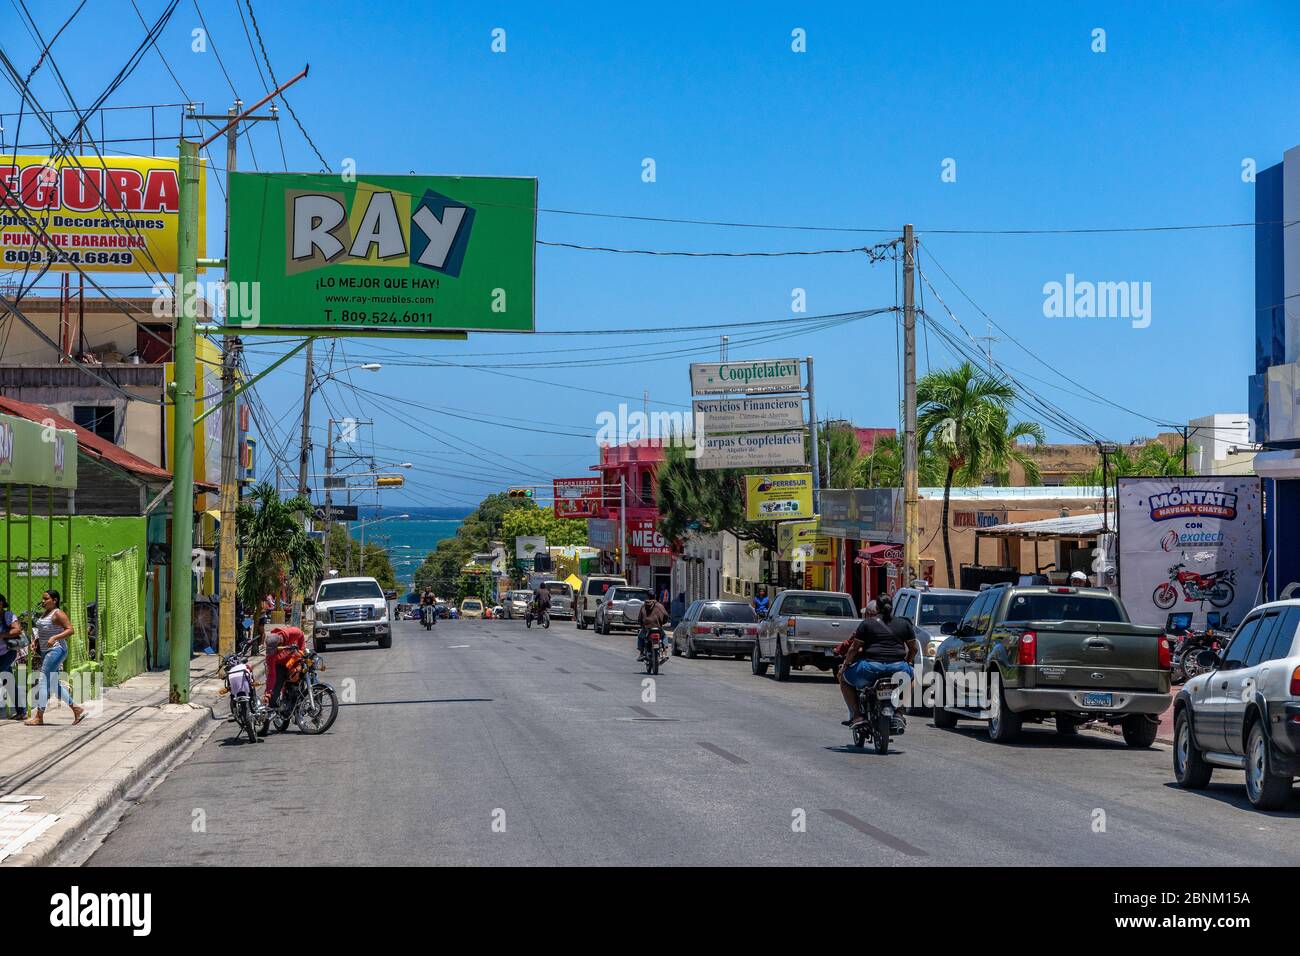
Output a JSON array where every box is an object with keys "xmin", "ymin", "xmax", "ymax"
[
  {"xmin": 1085, "ymin": 720, "xmax": 1174, "ymax": 747},
  {"xmin": 6, "ymin": 704, "xmax": 217, "ymax": 867},
  {"xmin": 4, "ymin": 657, "xmax": 261, "ymax": 867}
]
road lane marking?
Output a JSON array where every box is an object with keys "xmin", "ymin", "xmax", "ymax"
[
  {"xmin": 629, "ymin": 706, "xmax": 658, "ymax": 718},
  {"xmin": 583, "ymin": 682, "xmax": 607, "ymax": 692},
  {"xmin": 696, "ymin": 741, "xmax": 748, "ymax": 765},
  {"xmin": 820, "ymin": 809, "xmax": 928, "ymax": 857},
  {"xmin": 532, "ymin": 656, "xmax": 546, "ymax": 661},
  {"xmin": 448, "ymin": 644, "xmax": 470, "ymax": 648},
  {"xmin": 555, "ymin": 667, "xmax": 571, "ymax": 674}
]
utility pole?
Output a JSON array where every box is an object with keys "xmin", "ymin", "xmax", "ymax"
[
  {"xmin": 322, "ymin": 419, "xmax": 334, "ymax": 572},
  {"xmin": 619, "ymin": 474, "xmax": 627, "ymax": 579},
  {"xmin": 902, "ymin": 224, "xmax": 919, "ymax": 587},
  {"xmin": 168, "ymin": 137, "xmax": 200, "ymax": 704},
  {"xmin": 806, "ymin": 356, "xmax": 821, "ymax": 513},
  {"xmin": 297, "ymin": 339, "xmax": 314, "ymax": 498}
]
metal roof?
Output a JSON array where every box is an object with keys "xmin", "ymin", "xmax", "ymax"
[{"xmin": 976, "ymin": 511, "xmax": 1114, "ymax": 538}]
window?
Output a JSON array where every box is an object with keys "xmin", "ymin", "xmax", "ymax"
[
  {"xmin": 917, "ymin": 594, "xmax": 976, "ymax": 626},
  {"xmin": 777, "ymin": 594, "xmax": 854, "ymax": 617},
  {"xmin": 1223, "ymin": 615, "xmax": 1263, "ymax": 668},
  {"xmin": 959, "ymin": 592, "xmax": 989, "ymax": 634},
  {"xmin": 1263, "ymin": 607, "xmax": 1300, "ymax": 663},
  {"xmin": 895, "ymin": 594, "xmax": 914, "ymax": 621},
  {"xmin": 1243, "ymin": 613, "xmax": 1281, "ymax": 668},
  {"xmin": 73, "ymin": 405, "xmax": 115, "ymax": 442},
  {"xmin": 1003, "ymin": 594, "xmax": 1125, "ymax": 623},
  {"xmin": 641, "ymin": 470, "xmax": 652, "ymax": 502},
  {"xmin": 317, "ymin": 580, "xmax": 384, "ymax": 602},
  {"xmin": 700, "ymin": 603, "xmax": 758, "ymax": 623}
]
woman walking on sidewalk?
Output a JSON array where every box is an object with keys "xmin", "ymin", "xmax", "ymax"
[{"xmin": 24, "ymin": 590, "xmax": 85, "ymax": 727}]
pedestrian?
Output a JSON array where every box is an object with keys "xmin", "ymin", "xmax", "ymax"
[
  {"xmin": 24, "ymin": 589, "xmax": 86, "ymax": 726},
  {"xmin": 0, "ymin": 594, "xmax": 26, "ymax": 720}
]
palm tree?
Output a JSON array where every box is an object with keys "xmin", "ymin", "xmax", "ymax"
[
  {"xmin": 917, "ymin": 362, "xmax": 1044, "ymax": 587},
  {"xmin": 1137, "ymin": 440, "xmax": 1193, "ymax": 476},
  {"xmin": 236, "ymin": 482, "xmax": 323, "ymax": 614},
  {"xmin": 821, "ymin": 425, "xmax": 863, "ymax": 489},
  {"xmin": 854, "ymin": 431, "xmax": 947, "ymax": 488}
]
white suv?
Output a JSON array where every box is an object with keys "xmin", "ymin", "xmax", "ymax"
[
  {"xmin": 311, "ymin": 576, "xmax": 392, "ymax": 651},
  {"xmin": 1173, "ymin": 600, "xmax": 1300, "ymax": 809}
]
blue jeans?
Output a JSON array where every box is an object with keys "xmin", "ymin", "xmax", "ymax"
[
  {"xmin": 843, "ymin": 659, "xmax": 913, "ymax": 689},
  {"xmin": 36, "ymin": 642, "xmax": 75, "ymax": 710},
  {"xmin": 0, "ymin": 646, "xmax": 22, "ymax": 716}
]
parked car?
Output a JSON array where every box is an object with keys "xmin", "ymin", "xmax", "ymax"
[
  {"xmin": 932, "ymin": 584, "xmax": 1171, "ymax": 745},
  {"xmin": 674, "ymin": 600, "xmax": 759, "ymax": 659},
  {"xmin": 576, "ymin": 575, "xmax": 627, "ymax": 629},
  {"xmin": 594, "ymin": 586, "xmax": 655, "ymax": 634},
  {"xmin": 1173, "ymin": 600, "xmax": 1300, "ymax": 809},
  {"xmin": 311, "ymin": 575, "xmax": 391, "ymax": 651},
  {"xmin": 539, "ymin": 580, "xmax": 575, "ymax": 620},
  {"xmin": 503, "ymin": 590, "xmax": 531, "ymax": 620},
  {"xmin": 460, "ymin": 598, "xmax": 485, "ymax": 620},
  {"xmin": 753, "ymin": 589, "xmax": 857, "ymax": 681}
]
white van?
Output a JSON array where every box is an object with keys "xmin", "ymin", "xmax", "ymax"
[{"xmin": 575, "ymin": 575, "xmax": 627, "ymax": 629}]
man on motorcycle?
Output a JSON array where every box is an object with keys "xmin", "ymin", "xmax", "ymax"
[
  {"xmin": 636, "ymin": 594, "xmax": 670, "ymax": 661},
  {"xmin": 263, "ymin": 625, "xmax": 305, "ymax": 714},
  {"xmin": 531, "ymin": 583, "xmax": 552, "ymax": 621},
  {"xmin": 838, "ymin": 595, "xmax": 918, "ymax": 730}
]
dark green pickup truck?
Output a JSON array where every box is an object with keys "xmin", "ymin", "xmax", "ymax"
[{"xmin": 931, "ymin": 584, "xmax": 1172, "ymax": 747}]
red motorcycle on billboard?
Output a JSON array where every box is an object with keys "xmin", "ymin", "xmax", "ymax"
[{"xmin": 1152, "ymin": 562, "xmax": 1235, "ymax": 610}]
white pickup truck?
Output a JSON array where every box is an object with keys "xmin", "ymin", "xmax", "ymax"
[
  {"xmin": 752, "ymin": 589, "xmax": 858, "ymax": 681},
  {"xmin": 310, "ymin": 576, "xmax": 392, "ymax": 651}
]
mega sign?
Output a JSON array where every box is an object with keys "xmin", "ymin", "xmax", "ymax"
[
  {"xmin": 629, "ymin": 519, "xmax": 671, "ymax": 556},
  {"xmin": 228, "ymin": 172, "xmax": 535, "ymax": 333},
  {"xmin": 553, "ymin": 477, "xmax": 602, "ymax": 518},
  {"xmin": 1117, "ymin": 477, "xmax": 1263, "ymax": 630},
  {"xmin": 0, "ymin": 155, "xmax": 205, "ymax": 273}
]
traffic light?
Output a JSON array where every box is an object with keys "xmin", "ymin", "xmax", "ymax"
[
  {"xmin": 507, "ymin": 487, "xmax": 534, "ymax": 499},
  {"xmin": 376, "ymin": 475, "xmax": 405, "ymax": 488}
]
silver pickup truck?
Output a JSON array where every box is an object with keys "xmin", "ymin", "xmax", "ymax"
[{"xmin": 752, "ymin": 589, "xmax": 858, "ymax": 681}]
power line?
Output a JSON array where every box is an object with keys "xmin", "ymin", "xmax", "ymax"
[{"xmin": 241, "ymin": 0, "xmax": 328, "ymax": 172}]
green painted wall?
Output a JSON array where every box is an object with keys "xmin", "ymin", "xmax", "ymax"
[{"xmin": 0, "ymin": 515, "xmax": 146, "ymax": 614}]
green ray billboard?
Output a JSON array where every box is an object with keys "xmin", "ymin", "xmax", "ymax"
[{"xmin": 227, "ymin": 172, "xmax": 536, "ymax": 335}]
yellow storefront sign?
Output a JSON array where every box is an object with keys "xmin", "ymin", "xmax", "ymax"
[
  {"xmin": 777, "ymin": 518, "xmax": 833, "ymax": 562},
  {"xmin": 0, "ymin": 155, "xmax": 205, "ymax": 273},
  {"xmin": 745, "ymin": 472, "xmax": 813, "ymax": 522}
]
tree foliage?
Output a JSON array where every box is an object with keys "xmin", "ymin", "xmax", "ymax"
[
  {"xmin": 325, "ymin": 524, "xmax": 397, "ymax": 590},
  {"xmin": 656, "ymin": 445, "xmax": 778, "ymax": 553},
  {"xmin": 235, "ymin": 482, "xmax": 323, "ymax": 609},
  {"xmin": 412, "ymin": 492, "xmax": 538, "ymax": 597},
  {"xmin": 501, "ymin": 507, "xmax": 588, "ymax": 547}
]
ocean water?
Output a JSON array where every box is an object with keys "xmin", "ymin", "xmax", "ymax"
[{"xmin": 344, "ymin": 514, "xmax": 464, "ymax": 584}]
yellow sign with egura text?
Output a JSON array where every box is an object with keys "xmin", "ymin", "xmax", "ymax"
[{"xmin": 0, "ymin": 155, "xmax": 205, "ymax": 273}]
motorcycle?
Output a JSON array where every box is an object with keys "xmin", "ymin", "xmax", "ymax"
[
  {"xmin": 525, "ymin": 602, "xmax": 550, "ymax": 629},
  {"xmin": 217, "ymin": 642, "xmax": 265, "ymax": 744},
  {"xmin": 256, "ymin": 648, "xmax": 339, "ymax": 736},
  {"xmin": 1153, "ymin": 563, "xmax": 1235, "ymax": 610},
  {"xmin": 420, "ymin": 604, "xmax": 437, "ymax": 630},
  {"xmin": 851, "ymin": 675, "xmax": 907, "ymax": 755},
  {"xmin": 640, "ymin": 627, "xmax": 668, "ymax": 675}
]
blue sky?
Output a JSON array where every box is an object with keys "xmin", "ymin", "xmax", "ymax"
[{"xmin": 4, "ymin": 0, "xmax": 1299, "ymax": 508}]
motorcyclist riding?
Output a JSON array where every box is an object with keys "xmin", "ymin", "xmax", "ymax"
[
  {"xmin": 636, "ymin": 594, "xmax": 670, "ymax": 662},
  {"xmin": 531, "ymin": 583, "xmax": 552, "ymax": 623},
  {"xmin": 838, "ymin": 595, "xmax": 918, "ymax": 731}
]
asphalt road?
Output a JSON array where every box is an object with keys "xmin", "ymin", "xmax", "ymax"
[{"xmin": 86, "ymin": 616, "xmax": 1300, "ymax": 866}]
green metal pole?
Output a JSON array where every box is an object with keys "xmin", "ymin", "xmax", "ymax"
[{"xmin": 168, "ymin": 138, "xmax": 200, "ymax": 704}]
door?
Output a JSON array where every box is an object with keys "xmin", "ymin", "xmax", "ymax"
[
  {"xmin": 952, "ymin": 591, "xmax": 993, "ymax": 706},
  {"xmin": 1199, "ymin": 612, "xmax": 1264, "ymax": 753},
  {"xmin": 1224, "ymin": 611, "xmax": 1279, "ymax": 754},
  {"xmin": 760, "ymin": 595, "xmax": 783, "ymax": 657}
]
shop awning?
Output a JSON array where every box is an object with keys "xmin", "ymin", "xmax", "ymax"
[{"xmin": 856, "ymin": 543, "xmax": 903, "ymax": 566}]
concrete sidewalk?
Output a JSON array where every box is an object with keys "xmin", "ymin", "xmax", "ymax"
[{"xmin": 0, "ymin": 653, "xmax": 236, "ymax": 866}]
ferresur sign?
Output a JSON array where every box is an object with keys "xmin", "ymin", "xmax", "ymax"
[
  {"xmin": 689, "ymin": 359, "xmax": 801, "ymax": 395},
  {"xmin": 227, "ymin": 172, "xmax": 536, "ymax": 334}
]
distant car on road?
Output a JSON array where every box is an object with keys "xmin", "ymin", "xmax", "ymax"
[
  {"xmin": 753, "ymin": 589, "xmax": 857, "ymax": 680},
  {"xmin": 539, "ymin": 580, "xmax": 575, "ymax": 620},
  {"xmin": 595, "ymin": 586, "xmax": 655, "ymax": 634},
  {"xmin": 503, "ymin": 590, "xmax": 531, "ymax": 620},
  {"xmin": 932, "ymin": 583, "xmax": 1171, "ymax": 745},
  {"xmin": 1173, "ymin": 599, "xmax": 1300, "ymax": 810},
  {"xmin": 576, "ymin": 575, "xmax": 627, "ymax": 629},
  {"xmin": 673, "ymin": 600, "xmax": 759, "ymax": 659},
  {"xmin": 460, "ymin": 598, "xmax": 485, "ymax": 620}
]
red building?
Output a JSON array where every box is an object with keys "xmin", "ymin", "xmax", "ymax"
[{"xmin": 590, "ymin": 441, "xmax": 675, "ymax": 597}]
